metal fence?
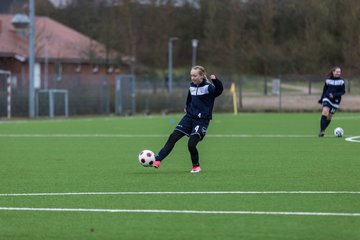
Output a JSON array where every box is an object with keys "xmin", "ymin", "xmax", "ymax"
[
  {"xmin": 1, "ymin": 72, "xmax": 360, "ymax": 118},
  {"xmin": 232, "ymin": 75, "xmax": 360, "ymax": 112}
]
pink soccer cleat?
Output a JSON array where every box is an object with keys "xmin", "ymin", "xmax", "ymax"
[
  {"xmin": 153, "ymin": 160, "xmax": 161, "ymax": 168},
  {"xmin": 190, "ymin": 166, "xmax": 201, "ymax": 173}
]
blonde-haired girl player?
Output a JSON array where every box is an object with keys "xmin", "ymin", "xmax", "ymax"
[{"xmin": 153, "ymin": 65, "xmax": 223, "ymax": 173}]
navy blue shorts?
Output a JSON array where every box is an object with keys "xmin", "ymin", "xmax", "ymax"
[
  {"xmin": 175, "ymin": 115, "xmax": 210, "ymax": 140},
  {"xmin": 322, "ymin": 100, "xmax": 338, "ymax": 114}
]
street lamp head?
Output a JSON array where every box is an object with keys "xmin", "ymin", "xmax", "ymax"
[
  {"xmin": 192, "ymin": 39, "xmax": 198, "ymax": 48},
  {"xmin": 11, "ymin": 14, "xmax": 30, "ymax": 29},
  {"xmin": 169, "ymin": 37, "xmax": 179, "ymax": 42}
]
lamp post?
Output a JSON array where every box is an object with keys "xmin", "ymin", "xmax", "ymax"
[
  {"xmin": 44, "ymin": 33, "xmax": 49, "ymax": 90},
  {"xmin": 11, "ymin": 1, "xmax": 35, "ymax": 118},
  {"xmin": 191, "ymin": 39, "xmax": 198, "ymax": 66},
  {"xmin": 168, "ymin": 37, "xmax": 178, "ymax": 92},
  {"xmin": 28, "ymin": 0, "xmax": 36, "ymax": 118}
]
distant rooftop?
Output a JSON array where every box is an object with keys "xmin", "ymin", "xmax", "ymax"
[{"xmin": 0, "ymin": 14, "xmax": 122, "ymax": 63}]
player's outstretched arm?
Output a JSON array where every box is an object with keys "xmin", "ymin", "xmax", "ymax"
[{"xmin": 210, "ymin": 74, "xmax": 223, "ymax": 97}]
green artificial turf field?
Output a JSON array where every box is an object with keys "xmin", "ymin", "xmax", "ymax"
[{"xmin": 0, "ymin": 113, "xmax": 359, "ymax": 240}]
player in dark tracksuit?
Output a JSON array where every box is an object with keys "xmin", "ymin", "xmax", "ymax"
[
  {"xmin": 154, "ymin": 65, "xmax": 223, "ymax": 173},
  {"xmin": 318, "ymin": 66, "xmax": 345, "ymax": 137}
]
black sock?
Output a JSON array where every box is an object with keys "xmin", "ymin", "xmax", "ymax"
[
  {"xmin": 156, "ymin": 131, "xmax": 184, "ymax": 161},
  {"xmin": 188, "ymin": 135, "xmax": 201, "ymax": 166},
  {"xmin": 325, "ymin": 119, "xmax": 331, "ymax": 129},
  {"xmin": 320, "ymin": 115, "xmax": 327, "ymax": 131}
]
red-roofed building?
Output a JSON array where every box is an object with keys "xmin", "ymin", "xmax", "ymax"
[
  {"xmin": 0, "ymin": 14, "xmax": 129, "ymax": 80},
  {"xmin": 0, "ymin": 14, "xmax": 133, "ymax": 117}
]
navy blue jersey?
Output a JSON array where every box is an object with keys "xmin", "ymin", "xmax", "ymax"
[
  {"xmin": 319, "ymin": 76, "xmax": 345, "ymax": 108},
  {"xmin": 185, "ymin": 78, "xmax": 223, "ymax": 120}
]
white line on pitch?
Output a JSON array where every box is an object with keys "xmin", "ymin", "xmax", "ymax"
[
  {"xmin": 210, "ymin": 134, "xmax": 314, "ymax": 138},
  {"xmin": 0, "ymin": 207, "xmax": 359, "ymax": 217},
  {"xmin": 345, "ymin": 136, "xmax": 360, "ymax": 143},
  {"xmin": 1, "ymin": 191, "xmax": 360, "ymax": 197},
  {"xmin": 0, "ymin": 134, "xmax": 314, "ymax": 138},
  {"xmin": 0, "ymin": 134, "xmax": 167, "ymax": 138},
  {"xmin": 333, "ymin": 116, "xmax": 360, "ymax": 120}
]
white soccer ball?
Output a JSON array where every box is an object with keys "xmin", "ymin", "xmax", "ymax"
[
  {"xmin": 334, "ymin": 127, "xmax": 344, "ymax": 137},
  {"xmin": 138, "ymin": 150, "xmax": 155, "ymax": 167}
]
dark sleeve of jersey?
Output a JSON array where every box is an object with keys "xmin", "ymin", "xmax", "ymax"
[
  {"xmin": 332, "ymin": 82, "xmax": 346, "ymax": 98},
  {"xmin": 186, "ymin": 90, "xmax": 191, "ymax": 107},
  {"xmin": 210, "ymin": 78, "xmax": 224, "ymax": 97}
]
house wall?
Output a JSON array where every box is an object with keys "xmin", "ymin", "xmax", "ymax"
[
  {"xmin": 0, "ymin": 58, "xmax": 129, "ymax": 89},
  {"xmin": 0, "ymin": 57, "xmax": 131, "ymax": 117}
]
